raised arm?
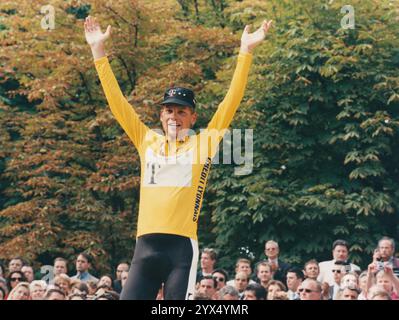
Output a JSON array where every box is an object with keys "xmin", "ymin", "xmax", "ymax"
[
  {"xmin": 84, "ymin": 16, "xmax": 111, "ymax": 60},
  {"xmin": 240, "ymin": 20, "xmax": 273, "ymax": 54},
  {"xmin": 365, "ymin": 262, "xmax": 377, "ymax": 297},
  {"xmin": 84, "ymin": 16, "xmax": 149, "ymax": 151},
  {"xmin": 205, "ymin": 20, "xmax": 272, "ymax": 144}
]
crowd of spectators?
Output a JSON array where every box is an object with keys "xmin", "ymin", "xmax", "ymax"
[{"xmin": 0, "ymin": 236, "xmax": 398, "ymax": 300}]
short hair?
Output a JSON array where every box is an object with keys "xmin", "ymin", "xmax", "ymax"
[
  {"xmin": 304, "ymin": 259, "xmax": 319, "ymax": 269},
  {"xmin": 21, "ymin": 265, "xmax": 33, "ymax": 271},
  {"xmin": 235, "ymin": 258, "xmax": 251, "ymax": 268},
  {"xmin": 369, "ymin": 289, "xmax": 392, "ymax": 300},
  {"xmin": 77, "ymin": 252, "xmax": 92, "ymax": 264},
  {"xmin": 378, "ymin": 237, "xmax": 395, "ymax": 251},
  {"xmin": 219, "ymin": 285, "xmax": 239, "ymax": 299},
  {"xmin": 202, "ymin": 248, "xmax": 217, "ymax": 261},
  {"xmin": 244, "ymin": 283, "xmax": 267, "ymax": 300},
  {"xmin": 256, "ymin": 261, "xmax": 272, "ymax": 273},
  {"xmin": 9, "ymin": 257, "xmax": 25, "ymax": 266},
  {"xmin": 332, "ymin": 239, "xmax": 349, "ymax": 251},
  {"xmin": 341, "ymin": 285, "xmax": 360, "ymax": 295},
  {"xmin": 117, "ymin": 261, "xmax": 130, "ymax": 268},
  {"xmin": 54, "ymin": 257, "xmax": 68, "ymax": 265},
  {"xmin": 342, "ymin": 271, "xmax": 359, "ymax": 279},
  {"xmin": 211, "ymin": 268, "xmax": 229, "ymax": 281},
  {"xmin": 200, "ymin": 275, "xmax": 217, "ymax": 289},
  {"xmin": 235, "ymin": 271, "xmax": 250, "ymax": 281},
  {"xmin": 302, "ymin": 278, "xmax": 322, "ymax": 293},
  {"xmin": 54, "ymin": 274, "xmax": 71, "ymax": 286},
  {"xmin": 375, "ymin": 270, "xmax": 391, "ymax": 279},
  {"xmin": 45, "ymin": 288, "xmax": 66, "ymax": 300},
  {"xmin": 287, "ymin": 267, "xmax": 305, "ymax": 280},
  {"xmin": 29, "ymin": 280, "xmax": 47, "ymax": 291},
  {"xmin": 265, "ymin": 240, "xmax": 279, "ymax": 249},
  {"xmin": 266, "ymin": 280, "xmax": 287, "ymax": 292},
  {"xmin": 100, "ymin": 274, "xmax": 114, "ymax": 282}
]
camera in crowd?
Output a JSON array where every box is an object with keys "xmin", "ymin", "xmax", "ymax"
[{"xmin": 376, "ymin": 260, "xmax": 385, "ymax": 272}]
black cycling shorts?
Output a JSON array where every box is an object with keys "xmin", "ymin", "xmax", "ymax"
[{"xmin": 120, "ymin": 233, "xmax": 199, "ymax": 300}]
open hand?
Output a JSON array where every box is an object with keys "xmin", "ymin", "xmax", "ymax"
[
  {"xmin": 84, "ymin": 16, "xmax": 111, "ymax": 48},
  {"xmin": 240, "ymin": 20, "xmax": 272, "ymax": 54}
]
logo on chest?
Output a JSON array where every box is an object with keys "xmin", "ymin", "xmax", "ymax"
[{"xmin": 143, "ymin": 148, "xmax": 193, "ymax": 187}]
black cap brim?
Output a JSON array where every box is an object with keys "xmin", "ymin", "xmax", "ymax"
[{"xmin": 160, "ymin": 97, "xmax": 195, "ymax": 109}]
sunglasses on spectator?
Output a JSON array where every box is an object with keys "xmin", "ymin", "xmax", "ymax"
[
  {"xmin": 332, "ymin": 269, "xmax": 342, "ymax": 273},
  {"xmin": 213, "ymin": 276, "xmax": 225, "ymax": 282},
  {"xmin": 298, "ymin": 288, "xmax": 317, "ymax": 293},
  {"xmin": 10, "ymin": 277, "xmax": 21, "ymax": 281}
]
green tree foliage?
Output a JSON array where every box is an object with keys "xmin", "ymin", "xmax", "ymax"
[
  {"xmin": 205, "ymin": 0, "xmax": 399, "ymax": 271},
  {"xmin": 0, "ymin": 0, "xmax": 239, "ymax": 274},
  {"xmin": 0, "ymin": 0, "xmax": 398, "ymax": 277}
]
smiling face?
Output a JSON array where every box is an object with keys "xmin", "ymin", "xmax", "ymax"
[
  {"xmin": 12, "ymin": 286, "xmax": 29, "ymax": 300},
  {"xmin": 160, "ymin": 105, "xmax": 197, "ymax": 140}
]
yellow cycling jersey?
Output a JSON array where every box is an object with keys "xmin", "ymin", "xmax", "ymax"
[{"xmin": 94, "ymin": 52, "xmax": 252, "ymax": 240}]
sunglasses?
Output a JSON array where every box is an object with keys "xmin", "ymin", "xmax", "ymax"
[
  {"xmin": 298, "ymin": 288, "xmax": 316, "ymax": 293},
  {"xmin": 332, "ymin": 269, "xmax": 342, "ymax": 273},
  {"xmin": 213, "ymin": 277, "xmax": 225, "ymax": 282},
  {"xmin": 10, "ymin": 277, "xmax": 21, "ymax": 281}
]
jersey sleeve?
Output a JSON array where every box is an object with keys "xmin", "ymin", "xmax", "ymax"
[
  {"xmin": 203, "ymin": 52, "xmax": 253, "ymax": 157},
  {"xmin": 94, "ymin": 56, "xmax": 149, "ymax": 152}
]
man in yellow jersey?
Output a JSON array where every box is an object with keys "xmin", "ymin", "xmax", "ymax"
[{"xmin": 84, "ymin": 15, "xmax": 272, "ymax": 300}]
